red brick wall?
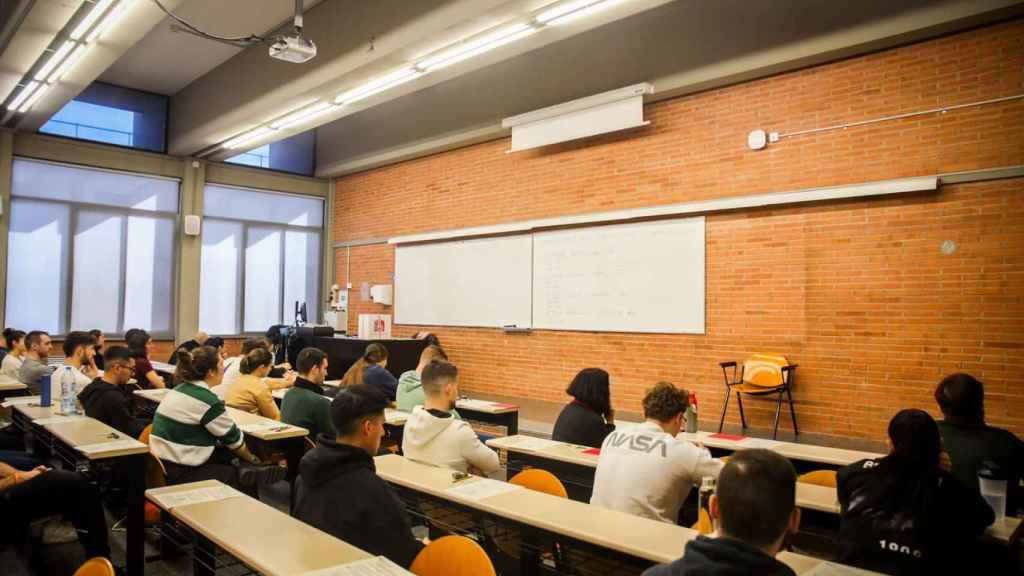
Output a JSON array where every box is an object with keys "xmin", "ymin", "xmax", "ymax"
[{"xmin": 334, "ymin": 20, "xmax": 1024, "ymax": 440}]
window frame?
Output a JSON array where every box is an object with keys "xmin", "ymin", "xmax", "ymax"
[
  {"xmin": 200, "ymin": 184, "xmax": 324, "ymax": 337},
  {"xmin": 8, "ymin": 157, "xmax": 180, "ymax": 339}
]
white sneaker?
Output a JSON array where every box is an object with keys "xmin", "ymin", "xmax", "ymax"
[{"xmin": 41, "ymin": 519, "xmax": 79, "ymax": 544}]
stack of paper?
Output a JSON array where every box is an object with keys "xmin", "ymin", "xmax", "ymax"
[
  {"xmin": 149, "ymin": 485, "xmax": 244, "ymax": 510},
  {"xmin": 299, "ymin": 556, "xmax": 413, "ymax": 576}
]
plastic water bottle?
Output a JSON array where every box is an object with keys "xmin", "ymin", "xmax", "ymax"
[
  {"xmin": 59, "ymin": 366, "xmax": 79, "ymax": 415},
  {"xmin": 685, "ymin": 392, "xmax": 699, "ymax": 433},
  {"xmin": 978, "ymin": 462, "xmax": 1007, "ymax": 522}
]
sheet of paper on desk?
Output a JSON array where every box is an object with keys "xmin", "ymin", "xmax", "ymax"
[
  {"xmin": 2, "ymin": 396, "xmax": 40, "ymax": 407},
  {"xmin": 804, "ymin": 561, "xmax": 884, "ymax": 575},
  {"xmin": 35, "ymin": 415, "xmax": 88, "ymax": 425},
  {"xmin": 509, "ymin": 436, "xmax": 559, "ymax": 451},
  {"xmin": 299, "ymin": 556, "xmax": 413, "ymax": 576},
  {"xmin": 76, "ymin": 438, "xmax": 147, "ymax": 454},
  {"xmin": 152, "ymin": 485, "xmax": 245, "ymax": 510},
  {"xmin": 239, "ymin": 422, "xmax": 290, "ymax": 433},
  {"xmin": 446, "ymin": 477, "xmax": 524, "ymax": 501},
  {"xmin": 457, "ymin": 399, "xmax": 497, "ymax": 410},
  {"xmin": 741, "ymin": 438, "xmax": 782, "ymax": 449}
]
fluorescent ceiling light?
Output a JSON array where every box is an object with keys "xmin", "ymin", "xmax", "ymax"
[
  {"xmin": 6, "ymin": 82, "xmax": 40, "ymax": 111},
  {"xmin": 18, "ymin": 83, "xmax": 50, "ymax": 113},
  {"xmin": 70, "ymin": 0, "xmax": 117, "ymax": 40},
  {"xmin": 49, "ymin": 43, "xmax": 90, "ymax": 83},
  {"xmin": 223, "ymin": 126, "xmax": 276, "ymax": 149},
  {"xmin": 34, "ymin": 41, "xmax": 76, "ymax": 82},
  {"xmin": 536, "ymin": 0, "xmax": 620, "ymax": 25},
  {"xmin": 86, "ymin": 0, "xmax": 131, "ymax": 42},
  {"xmin": 270, "ymin": 101, "xmax": 336, "ymax": 129},
  {"xmin": 335, "ymin": 67, "xmax": 422, "ymax": 105},
  {"xmin": 418, "ymin": 23, "xmax": 536, "ymax": 72}
]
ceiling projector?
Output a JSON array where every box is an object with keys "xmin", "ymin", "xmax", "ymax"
[{"xmin": 270, "ymin": 35, "xmax": 317, "ymax": 63}]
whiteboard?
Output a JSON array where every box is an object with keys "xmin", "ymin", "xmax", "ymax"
[
  {"xmin": 532, "ymin": 218, "xmax": 705, "ymax": 333},
  {"xmin": 394, "ymin": 235, "xmax": 532, "ymax": 328}
]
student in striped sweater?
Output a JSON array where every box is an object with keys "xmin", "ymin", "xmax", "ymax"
[{"xmin": 150, "ymin": 346, "xmax": 286, "ymax": 492}]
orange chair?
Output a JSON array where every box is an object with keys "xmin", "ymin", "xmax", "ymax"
[
  {"xmin": 510, "ymin": 469, "xmax": 568, "ymax": 499},
  {"xmin": 719, "ymin": 354, "xmax": 798, "ymax": 439},
  {"xmin": 139, "ymin": 425, "xmax": 167, "ymax": 526},
  {"xmin": 410, "ymin": 535, "xmax": 496, "ymax": 576},
  {"xmin": 798, "ymin": 470, "xmax": 837, "ymax": 487},
  {"xmin": 692, "ymin": 508, "xmax": 713, "ymax": 534},
  {"xmin": 74, "ymin": 557, "xmax": 114, "ymax": 576}
]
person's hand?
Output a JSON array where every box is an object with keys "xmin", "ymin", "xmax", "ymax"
[
  {"xmin": 21, "ymin": 466, "xmax": 49, "ymax": 482},
  {"xmin": 467, "ymin": 466, "xmax": 484, "ymax": 477},
  {"xmin": 277, "ymin": 362, "xmax": 292, "ymax": 371},
  {"xmin": 939, "ymin": 451, "xmax": 952, "ymax": 472},
  {"xmin": 285, "ymin": 371, "xmax": 297, "ymax": 384},
  {"xmin": 84, "ymin": 363, "xmax": 99, "ymax": 379}
]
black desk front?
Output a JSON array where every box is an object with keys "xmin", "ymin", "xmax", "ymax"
[{"xmin": 312, "ymin": 337, "xmax": 428, "ymax": 380}]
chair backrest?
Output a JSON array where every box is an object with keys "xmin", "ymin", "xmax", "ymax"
[
  {"xmin": 139, "ymin": 424, "xmax": 167, "ymax": 489},
  {"xmin": 509, "ymin": 469, "xmax": 568, "ymax": 499},
  {"xmin": 691, "ymin": 507, "xmax": 713, "ymax": 534},
  {"xmin": 410, "ymin": 535, "xmax": 496, "ymax": 576},
  {"xmin": 742, "ymin": 354, "xmax": 789, "ymax": 388},
  {"xmin": 74, "ymin": 557, "xmax": 114, "ymax": 576},
  {"xmin": 798, "ymin": 469, "xmax": 837, "ymax": 487}
]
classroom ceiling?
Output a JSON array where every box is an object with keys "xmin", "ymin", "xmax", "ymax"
[{"xmin": 0, "ymin": 0, "xmax": 1022, "ymax": 177}]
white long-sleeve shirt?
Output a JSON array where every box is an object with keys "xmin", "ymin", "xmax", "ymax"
[{"xmin": 591, "ymin": 420, "xmax": 724, "ymax": 524}]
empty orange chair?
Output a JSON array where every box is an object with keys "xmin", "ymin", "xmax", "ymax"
[
  {"xmin": 74, "ymin": 557, "xmax": 114, "ymax": 576},
  {"xmin": 510, "ymin": 469, "xmax": 568, "ymax": 499},
  {"xmin": 139, "ymin": 425, "xmax": 167, "ymax": 525},
  {"xmin": 410, "ymin": 535, "xmax": 495, "ymax": 576},
  {"xmin": 719, "ymin": 353, "xmax": 799, "ymax": 439},
  {"xmin": 798, "ymin": 469, "xmax": 837, "ymax": 487},
  {"xmin": 691, "ymin": 507, "xmax": 713, "ymax": 534}
]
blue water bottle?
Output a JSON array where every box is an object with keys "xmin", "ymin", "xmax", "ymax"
[{"xmin": 40, "ymin": 374, "xmax": 52, "ymax": 407}]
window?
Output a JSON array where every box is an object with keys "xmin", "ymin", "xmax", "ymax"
[
  {"xmin": 224, "ymin": 129, "xmax": 315, "ymax": 176},
  {"xmin": 5, "ymin": 159, "xmax": 179, "ymax": 336},
  {"xmin": 39, "ymin": 82, "xmax": 168, "ymax": 153},
  {"xmin": 199, "ymin": 184, "xmax": 322, "ymax": 335}
]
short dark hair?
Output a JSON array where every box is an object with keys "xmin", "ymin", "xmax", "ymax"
[
  {"xmin": 104, "ymin": 346, "xmax": 134, "ymax": 366},
  {"xmin": 3, "ymin": 328, "xmax": 25, "ymax": 349},
  {"xmin": 240, "ymin": 338, "xmax": 269, "ymax": 355},
  {"xmin": 566, "ymin": 368, "xmax": 612, "ymax": 418},
  {"xmin": 296, "ymin": 347, "xmax": 327, "ymax": 374},
  {"xmin": 935, "ymin": 373, "xmax": 984, "ymax": 423},
  {"xmin": 206, "ymin": 336, "xmax": 225, "ymax": 349},
  {"xmin": 363, "ymin": 342, "xmax": 388, "ymax": 364},
  {"xmin": 62, "ymin": 331, "xmax": 93, "ymax": 357},
  {"xmin": 419, "ymin": 344, "xmax": 447, "ymax": 364},
  {"xmin": 717, "ymin": 449, "xmax": 797, "ymax": 548},
  {"xmin": 888, "ymin": 409, "xmax": 941, "ymax": 470},
  {"xmin": 25, "ymin": 330, "xmax": 48, "ymax": 349},
  {"xmin": 126, "ymin": 329, "xmax": 151, "ymax": 356},
  {"xmin": 123, "ymin": 328, "xmax": 144, "ymax": 343},
  {"xmin": 88, "ymin": 329, "xmax": 103, "ymax": 340},
  {"xmin": 422, "ymin": 360, "xmax": 458, "ymax": 395},
  {"xmin": 174, "ymin": 346, "xmax": 221, "ymax": 384},
  {"xmin": 331, "ymin": 384, "xmax": 388, "ymax": 436},
  {"xmin": 642, "ymin": 382, "xmax": 689, "ymax": 421}
]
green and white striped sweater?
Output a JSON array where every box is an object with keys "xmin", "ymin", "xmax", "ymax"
[{"xmin": 151, "ymin": 380, "xmax": 244, "ymax": 466}]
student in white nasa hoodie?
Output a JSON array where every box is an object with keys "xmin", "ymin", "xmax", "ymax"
[
  {"xmin": 401, "ymin": 360, "xmax": 500, "ymax": 475},
  {"xmin": 591, "ymin": 381, "xmax": 724, "ymax": 524}
]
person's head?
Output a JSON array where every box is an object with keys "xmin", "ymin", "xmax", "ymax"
[
  {"xmin": 331, "ymin": 384, "xmax": 389, "ymax": 454},
  {"xmin": 126, "ymin": 329, "xmax": 153, "ymax": 358},
  {"xmin": 363, "ymin": 342, "xmax": 388, "ymax": 368},
  {"xmin": 25, "ymin": 331, "xmax": 51, "ymax": 358},
  {"xmin": 887, "ymin": 409, "xmax": 941, "ymax": 471},
  {"xmin": 3, "ymin": 329, "xmax": 26, "ymax": 353},
  {"xmin": 296, "ymin": 347, "xmax": 328, "ymax": 384},
  {"xmin": 205, "ymin": 337, "xmax": 226, "ymax": 358},
  {"xmin": 103, "ymin": 346, "xmax": 136, "ymax": 385},
  {"xmin": 239, "ymin": 347, "xmax": 274, "ymax": 377},
  {"xmin": 712, "ymin": 449, "xmax": 800, "ymax": 555},
  {"xmin": 566, "ymin": 368, "xmax": 612, "ymax": 419},
  {"xmin": 642, "ymin": 381, "xmax": 689, "ymax": 436},
  {"xmin": 416, "ymin": 345, "xmax": 448, "ymax": 371},
  {"xmin": 174, "ymin": 346, "xmax": 224, "ymax": 386},
  {"xmin": 935, "ymin": 373, "xmax": 985, "ymax": 425},
  {"xmin": 195, "ymin": 331, "xmax": 209, "ymax": 345},
  {"xmin": 62, "ymin": 331, "xmax": 95, "ymax": 363},
  {"xmin": 88, "ymin": 329, "xmax": 105, "ymax": 348},
  {"xmin": 240, "ymin": 337, "xmax": 270, "ymax": 356},
  {"xmin": 422, "ymin": 360, "xmax": 459, "ymax": 409}
]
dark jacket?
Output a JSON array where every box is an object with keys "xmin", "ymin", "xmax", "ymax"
[
  {"xmin": 837, "ymin": 455, "xmax": 994, "ymax": 576},
  {"xmin": 294, "ymin": 436, "xmax": 423, "ymax": 567},
  {"xmin": 552, "ymin": 400, "xmax": 615, "ymax": 448},
  {"xmin": 643, "ymin": 535, "xmax": 796, "ymax": 576},
  {"xmin": 363, "ymin": 364, "xmax": 399, "ymax": 402},
  {"xmin": 78, "ymin": 378, "xmax": 146, "ymax": 439},
  {"xmin": 280, "ymin": 378, "xmax": 336, "ymax": 440},
  {"xmin": 937, "ymin": 419, "xmax": 1023, "ymax": 515}
]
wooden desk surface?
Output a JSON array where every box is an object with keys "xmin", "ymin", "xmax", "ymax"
[
  {"xmin": 12, "ymin": 402, "xmax": 56, "ymax": 421},
  {"xmin": 225, "ymin": 407, "xmax": 308, "ymax": 441},
  {"xmin": 456, "ymin": 398, "xmax": 519, "ymax": 415},
  {"xmin": 44, "ymin": 417, "xmax": 149, "ymax": 460},
  {"xmin": 0, "ymin": 376, "xmax": 26, "ymax": 391},
  {"xmin": 678, "ymin": 431, "xmax": 883, "ymax": 467},
  {"xmin": 385, "ymin": 408, "xmax": 410, "ymax": 426},
  {"xmin": 147, "ymin": 480, "xmax": 372, "ymax": 575}
]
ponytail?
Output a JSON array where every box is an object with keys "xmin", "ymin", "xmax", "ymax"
[
  {"xmin": 4, "ymin": 328, "xmax": 25, "ymax": 350},
  {"xmin": 174, "ymin": 346, "xmax": 221, "ymax": 384},
  {"xmin": 239, "ymin": 348, "xmax": 273, "ymax": 375},
  {"xmin": 363, "ymin": 342, "xmax": 388, "ymax": 364}
]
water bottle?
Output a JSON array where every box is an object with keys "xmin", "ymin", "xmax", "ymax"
[
  {"xmin": 978, "ymin": 462, "xmax": 1007, "ymax": 522},
  {"xmin": 59, "ymin": 366, "xmax": 79, "ymax": 415},
  {"xmin": 40, "ymin": 374, "xmax": 52, "ymax": 407},
  {"xmin": 685, "ymin": 392, "xmax": 699, "ymax": 433},
  {"xmin": 697, "ymin": 476, "xmax": 716, "ymax": 533}
]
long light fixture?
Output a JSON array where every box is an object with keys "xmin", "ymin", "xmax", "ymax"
[
  {"xmin": 335, "ymin": 67, "xmax": 423, "ymax": 105},
  {"xmin": 6, "ymin": 82, "xmax": 40, "ymax": 111},
  {"xmin": 69, "ymin": 0, "xmax": 117, "ymax": 40},
  {"xmin": 18, "ymin": 83, "xmax": 50, "ymax": 113},
  {"xmin": 536, "ymin": 0, "xmax": 620, "ymax": 25},
  {"xmin": 34, "ymin": 41, "xmax": 76, "ymax": 82},
  {"xmin": 269, "ymin": 101, "xmax": 337, "ymax": 129},
  {"xmin": 223, "ymin": 126, "xmax": 277, "ymax": 149},
  {"xmin": 86, "ymin": 0, "xmax": 132, "ymax": 42},
  {"xmin": 417, "ymin": 23, "xmax": 536, "ymax": 72},
  {"xmin": 49, "ymin": 44, "xmax": 90, "ymax": 83}
]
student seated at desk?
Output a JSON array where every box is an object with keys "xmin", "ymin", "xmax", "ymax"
[
  {"xmin": 218, "ymin": 337, "xmax": 294, "ymax": 399},
  {"xmin": 51, "ymin": 331, "xmax": 98, "ymax": 400},
  {"xmin": 281, "ymin": 348, "xmax": 336, "ymax": 440},
  {"xmin": 17, "ymin": 330, "xmax": 53, "ymax": 394},
  {"xmin": 129, "ymin": 329, "xmax": 165, "ymax": 389},
  {"xmin": 644, "ymin": 449, "xmax": 801, "ymax": 576},
  {"xmin": 340, "ymin": 343, "xmax": 399, "ymax": 402},
  {"xmin": 89, "ymin": 329, "xmax": 105, "ymax": 371},
  {"xmin": 294, "ymin": 384, "xmax": 425, "ymax": 568},
  {"xmin": 591, "ymin": 382, "xmax": 723, "ymax": 524},
  {"xmin": 837, "ymin": 409, "xmax": 995, "ymax": 575},
  {"xmin": 397, "ymin": 345, "xmax": 460, "ymax": 417},
  {"xmin": 225, "ymin": 348, "xmax": 280, "ymax": 420},
  {"xmin": 0, "ymin": 328, "xmax": 25, "ymax": 378},
  {"xmin": 402, "ymin": 360, "xmax": 500, "ymax": 475},
  {"xmin": 79, "ymin": 346, "xmax": 147, "ymax": 438},
  {"xmin": 552, "ymin": 367, "xmax": 616, "ymax": 448},
  {"xmin": 150, "ymin": 346, "xmax": 285, "ymax": 492},
  {"xmin": 934, "ymin": 373, "xmax": 1023, "ymax": 516}
]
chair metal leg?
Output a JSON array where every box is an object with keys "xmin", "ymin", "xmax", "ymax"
[
  {"xmin": 772, "ymin": 391, "xmax": 783, "ymax": 440},
  {"xmin": 786, "ymin": 387, "xmax": 799, "ymax": 435},
  {"xmin": 718, "ymin": 388, "xmax": 731, "ymax": 433},
  {"xmin": 736, "ymin": 392, "xmax": 747, "ymax": 430}
]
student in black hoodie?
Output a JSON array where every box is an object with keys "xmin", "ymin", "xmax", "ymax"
[
  {"xmin": 78, "ymin": 346, "xmax": 147, "ymax": 439},
  {"xmin": 293, "ymin": 384, "xmax": 424, "ymax": 568},
  {"xmin": 643, "ymin": 449, "xmax": 801, "ymax": 576},
  {"xmin": 552, "ymin": 367, "xmax": 616, "ymax": 448}
]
